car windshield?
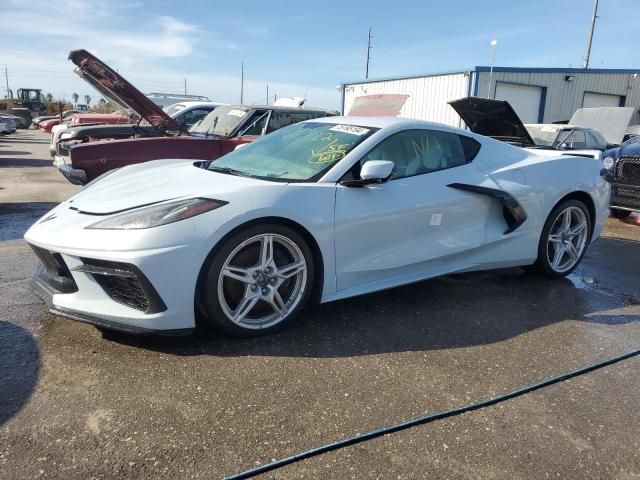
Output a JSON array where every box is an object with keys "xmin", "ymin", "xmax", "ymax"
[
  {"xmin": 525, "ymin": 125, "xmax": 562, "ymax": 146},
  {"xmin": 189, "ymin": 106, "xmax": 250, "ymax": 136},
  {"xmin": 622, "ymin": 135, "xmax": 640, "ymax": 146},
  {"xmin": 209, "ymin": 121, "xmax": 378, "ymax": 182}
]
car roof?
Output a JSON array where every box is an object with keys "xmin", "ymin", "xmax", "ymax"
[
  {"xmin": 223, "ymin": 104, "xmax": 335, "ymax": 114},
  {"xmin": 525, "ymin": 123, "xmax": 596, "ymax": 131},
  {"xmin": 166, "ymin": 101, "xmax": 226, "ymax": 109}
]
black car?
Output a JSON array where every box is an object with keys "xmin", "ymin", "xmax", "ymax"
[{"xmin": 602, "ymin": 136, "xmax": 640, "ymax": 218}]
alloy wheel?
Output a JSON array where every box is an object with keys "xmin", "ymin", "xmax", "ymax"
[
  {"xmin": 545, "ymin": 206, "xmax": 588, "ymax": 273},
  {"xmin": 216, "ymin": 233, "xmax": 307, "ymax": 329}
]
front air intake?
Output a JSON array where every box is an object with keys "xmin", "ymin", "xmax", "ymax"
[{"xmin": 75, "ymin": 259, "xmax": 166, "ymax": 314}]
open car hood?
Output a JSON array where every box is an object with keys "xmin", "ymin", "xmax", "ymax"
[
  {"xmin": 568, "ymin": 107, "xmax": 634, "ymax": 145},
  {"xmin": 449, "ymin": 97, "xmax": 535, "ymax": 147},
  {"xmin": 348, "ymin": 94, "xmax": 409, "ymax": 116},
  {"xmin": 68, "ymin": 49, "xmax": 181, "ymax": 132}
]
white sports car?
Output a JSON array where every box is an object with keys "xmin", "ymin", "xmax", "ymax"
[{"xmin": 25, "ymin": 116, "xmax": 610, "ymax": 336}]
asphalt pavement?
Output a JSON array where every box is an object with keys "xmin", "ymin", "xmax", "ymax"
[{"xmin": 1, "ymin": 130, "xmax": 639, "ymax": 479}]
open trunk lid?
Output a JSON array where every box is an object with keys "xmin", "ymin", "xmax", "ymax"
[{"xmin": 449, "ymin": 96, "xmax": 535, "ymax": 147}]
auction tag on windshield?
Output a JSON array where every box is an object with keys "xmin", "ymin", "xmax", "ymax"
[
  {"xmin": 330, "ymin": 124, "xmax": 370, "ymax": 136},
  {"xmin": 228, "ymin": 109, "xmax": 247, "ymax": 118}
]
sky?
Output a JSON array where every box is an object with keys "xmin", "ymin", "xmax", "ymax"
[{"xmin": 1, "ymin": 0, "xmax": 638, "ymax": 111}]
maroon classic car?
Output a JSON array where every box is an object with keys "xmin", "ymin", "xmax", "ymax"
[{"xmin": 55, "ymin": 49, "xmax": 335, "ymax": 185}]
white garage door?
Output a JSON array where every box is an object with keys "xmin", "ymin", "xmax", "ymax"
[
  {"xmin": 495, "ymin": 83, "xmax": 542, "ymax": 123},
  {"xmin": 583, "ymin": 92, "xmax": 622, "ymax": 108}
]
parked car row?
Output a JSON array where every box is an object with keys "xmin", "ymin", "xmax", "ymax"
[
  {"xmin": 447, "ymin": 97, "xmax": 633, "ymax": 159},
  {"xmin": 35, "ymin": 50, "xmax": 640, "ymax": 221},
  {"xmin": 44, "ymin": 49, "xmax": 335, "ymax": 185}
]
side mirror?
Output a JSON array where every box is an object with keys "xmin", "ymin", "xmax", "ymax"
[{"xmin": 341, "ymin": 160, "xmax": 395, "ymax": 187}]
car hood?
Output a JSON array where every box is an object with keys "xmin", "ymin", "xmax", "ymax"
[
  {"xmin": 68, "ymin": 49, "xmax": 181, "ymax": 132},
  {"xmin": 568, "ymin": 107, "xmax": 634, "ymax": 145},
  {"xmin": 67, "ymin": 159, "xmax": 270, "ymax": 214},
  {"xmin": 449, "ymin": 97, "xmax": 535, "ymax": 147}
]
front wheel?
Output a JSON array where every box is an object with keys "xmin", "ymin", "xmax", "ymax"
[
  {"xmin": 199, "ymin": 224, "xmax": 314, "ymax": 337},
  {"xmin": 530, "ymin": 200, "xmax": 591, "ymax": 278}
]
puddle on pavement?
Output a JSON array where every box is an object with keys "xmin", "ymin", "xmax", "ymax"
[{"xmin": 567, "ymin": 273, "xmax": 596, "ymax": 290}]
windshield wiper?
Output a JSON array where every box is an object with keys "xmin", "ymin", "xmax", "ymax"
[
  {"xmin": 205, "ymin": 116, "xmax": 219, "ymax": 139},
  {"xmin": 208, "ymin": 165, "xmax": 254, "ymax": 178}
]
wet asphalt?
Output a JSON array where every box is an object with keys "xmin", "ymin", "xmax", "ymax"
[{"xmin": 0, "ymin": 130, "xmax": 639, "ymax": 479}]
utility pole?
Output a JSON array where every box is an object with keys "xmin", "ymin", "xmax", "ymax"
[
  {"xmin": 240, "ymin": 62, "xmax": 244, "ymax": 104},
  {"xmin": 582, "ymin": 0, "xmax": 599, "ymax": 69},
  {"xmin": 487, "ymin": 37, "xmax": 498, "ymax": 98},
  {"xmin": 266, "ymin": 85, "xmax": 269, "ymax": 104},
  {"xmin": 4, "ymin": 66, "xmax": 9, "ymax": 99},
  {"xmin": 365, "ymin": 27, "xmax": 373, "ymax": 79},
  {"xmin": 184, "ymin": 77, "xmax": 187, "ymax": 95}
]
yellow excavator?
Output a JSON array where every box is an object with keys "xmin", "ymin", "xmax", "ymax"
[{"xmin": 0, "ymin": 88, "xmax": 46, "ymax": 128}]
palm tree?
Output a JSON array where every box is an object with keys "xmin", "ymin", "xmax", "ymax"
[
  {"xmin": 45, "ymin": 93, "xmax": 54, "ymax": 103},
  {"xmin": 84, "ymin": 95, "xmax": 91, "ymax": 106},
  {"xmin": 72, "ymin": 93, "xmax": 79, "ymax": 105},
  {"xmin": 98, "ymin": 98, "xmax": 106, "ymax": 107}
]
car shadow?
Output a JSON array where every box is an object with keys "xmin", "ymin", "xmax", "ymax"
[
  {"xmin": 0, "ymin": 321, "xmax": 40, "ymax": 426},
  {"xmin": 0, "ymin": 150, "xmax": 31, "ymax": 156},
  {"xmin": 102, "ymin": 257, "xmax": 639, "ymax": 359},
  {"xmin": 0, "ymin": 157, "xmax": 52, "ymax": 167},
  {"xmin": 0, "ymin": 138, "xmax": 51, "ymax": 145},
  {"xmin": 0, "ymin": 202, "xmax": 58, "ymax": 241}
]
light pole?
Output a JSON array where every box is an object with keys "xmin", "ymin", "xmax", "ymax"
[
  {"xmin": 582, "ymin": 0, "xmax": 599, "ymax": 69},
  {"xmin": 487, "ymin": 37, "xmax": 497, "ymax": 98}
]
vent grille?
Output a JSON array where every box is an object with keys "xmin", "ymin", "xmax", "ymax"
[
  {"xmin": 29, "ymin": 244, "xmax": 78, "ymax": 293},
  {"xmin": 616, "ymin": 157, "xmax": 640, "ymax": 184},
  {"xmin": 79, "ymin": 258, "xmax": 166, "ymax": 313}
]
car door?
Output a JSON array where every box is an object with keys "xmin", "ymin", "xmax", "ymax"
[{"xmin": 334, "ymin": 128, "xmax": 493, "ymax": 292}]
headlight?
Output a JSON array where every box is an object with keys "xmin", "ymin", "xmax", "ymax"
[
  {"xmin": 602, "ymin": 156, "xmax": 615, "ymax": 170},
  {"xmin": 85, "ymin": 198, "xmax": 227, "ymax": 230}
]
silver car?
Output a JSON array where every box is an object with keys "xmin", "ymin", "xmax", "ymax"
[{"xmin": 0, "ymin": 115, "xmax": 17, "ymax": 134}]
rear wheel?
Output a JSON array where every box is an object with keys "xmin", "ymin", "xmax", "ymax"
[
  {"xmin": 199, "ymin": 224, "xmax": 314, "ymax": 337},
  {"xmin": 531, "ymin": 200, "xmax": 591, "ymax": 278},
  {"xmin": 610, "ymin": 208, "xmax": 631, "ymax": 219}
]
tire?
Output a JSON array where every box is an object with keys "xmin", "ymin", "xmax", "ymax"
[
  {"xmin": 610, "ymin": 208, "xmax": 631, "ymax": 219},
  {"xmin": 530, "ymin": 199, "xmax": 592, "ymax": 278},
  {"xmin": 199, "ymin": 223, "xmax": 315, "ymax": 337}
]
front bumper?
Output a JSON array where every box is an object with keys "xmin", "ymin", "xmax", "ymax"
[
  {"xmin": 25, "ymin": 219, "xmax": 200, "ymax": 336},
  {"xmin": 31, "ymin": 268, "xmax": 192, "ymax": 336},
  {"xmin": 54, "ymin": 155, "xmax": 87, "ymax": 185},
  {"xmin": 609, "ymin": 181, "xmax": 640, "ymax": 213}
]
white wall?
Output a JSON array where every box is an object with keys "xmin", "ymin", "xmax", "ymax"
[
  {"xmin": 343, "ymin": 72, "xmax": 469, "ymax": 127},
  {"xmin": 476, "ymin": 70, "xmax": 640, "ymax": 125}
]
